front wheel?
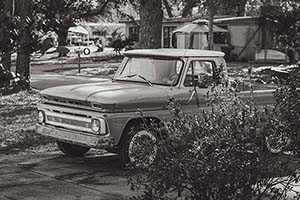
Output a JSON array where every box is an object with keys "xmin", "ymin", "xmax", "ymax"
[
  {"xmin": 118, "ymin": 125, "xmax": 158, "ymax": 168},
  {"xmin": 57, "ymin": 141, "xmax": 90, "ymax": 157}
]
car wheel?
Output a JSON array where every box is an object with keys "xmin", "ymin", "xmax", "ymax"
[
  {"xmin": 57, "ymin": 141, "xmax": 90, "ymax": 157},
  {"xmin": 264, "ymin": 135, "xmax": 291, "ymax": 154},
  {"xmin": 83, "ymin": 48, "xmax": 90, "ymax": 55},
  {"xmin": 118, "ymin": 125, "xmax": 158, "ymax": 168}
]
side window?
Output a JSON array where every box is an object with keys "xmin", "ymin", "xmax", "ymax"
[{"xmin": 184, "ymin": 61, "xmax": 214, "ymax": 88}]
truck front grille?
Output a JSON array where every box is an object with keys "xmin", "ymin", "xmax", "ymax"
[
  {"xmin": 44, "ymin": 110, "xmax": 93, "ymax": 133},
  {"xmin": 47, "ymin": 115, "xmax": 91, "ymax": 128}
]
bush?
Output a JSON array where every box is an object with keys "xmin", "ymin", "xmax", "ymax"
[
  {"xmin": 128, "ymin": 93, "xmax": 300, "ymax": 200},
  {"xmin": 109, "ymin": 37, "xmax": 134, "ymax": 54},
  {"xmin": 274, "ymin": 65, "xmax": 300, "ymax": 152}
]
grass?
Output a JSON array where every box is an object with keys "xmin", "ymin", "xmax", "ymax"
[{"xmin": 0, "ymin": 91, "xmax": 55, "ymax": 155}]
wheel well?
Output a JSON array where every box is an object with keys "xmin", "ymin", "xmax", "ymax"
[{"xmin": 117, "ymin": 117, "xmax": 161, "ymax": 146}]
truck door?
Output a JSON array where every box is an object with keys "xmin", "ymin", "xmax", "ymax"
[{"xmin": 181, "ymin": 59, "xmax": 218, "ymax": 112}]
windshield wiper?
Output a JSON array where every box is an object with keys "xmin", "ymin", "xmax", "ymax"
[{"xmin": 125, "ymin": 74, "xmax": 153, "ymax": 86}]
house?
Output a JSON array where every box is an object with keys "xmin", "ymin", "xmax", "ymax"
[
  {"xmin": 213, "ymin": 16, "xmax": 274, "ymax": 61},
  {"xmin": 121, "ymin": 16, "xmax": 278, "ymax": 62},
  {"xmin": 120, "ymin": 17, "xmax": 193, "ymax": 49}
]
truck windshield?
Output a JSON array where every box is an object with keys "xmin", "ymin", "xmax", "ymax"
[{"xmin": 116, "ymin": 57, "xmax": 183, "ymax": 86}]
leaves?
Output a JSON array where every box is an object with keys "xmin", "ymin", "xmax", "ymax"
[
  {"xmin": 274, "ymin": 65, "xmax": 300, "ymax": 151},
  {"xmin": 129, "ymin": 91, "xmax": 300, "ymax": 200},
  {"xmin": 262, "ymin": 0, "xmax": 300, "ymax": 47}
]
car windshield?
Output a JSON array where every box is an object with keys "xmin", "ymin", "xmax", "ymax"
[{"xmin": 116, "ymin": 57, "xmax": 183, "ymax": 86}]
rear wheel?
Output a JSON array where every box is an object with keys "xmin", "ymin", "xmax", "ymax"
[
  {"xmin": 118, "ymin": 125, "xmax": 158, "ymax": 168},
  {"xmin": 264, "ymin": 135, "xmax": 291, "ymax": 154},
  {"xmin": 57, "ymin": 141, "xmax": 90, "ymax": 157}
]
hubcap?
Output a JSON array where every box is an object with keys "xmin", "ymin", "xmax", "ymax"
[
  {"xmin": 128, "ymin": 130, "xmax": 157, "ymax": 168},
  {"xmin": 265, "ymin": 135, "xmax": 291, "ymax": 154}
]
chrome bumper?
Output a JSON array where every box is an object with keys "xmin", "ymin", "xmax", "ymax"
[{"xmin": 36, "ymin": 124, "xmax": 114, "ymax": 149}]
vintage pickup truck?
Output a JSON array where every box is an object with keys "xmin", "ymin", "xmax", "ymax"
[{"xmin": 36, "ymin": 49, "xmax": 276, "ymax": 166}]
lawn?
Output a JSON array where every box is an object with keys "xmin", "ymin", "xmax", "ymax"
[{"xmin": 0, "ymin": 91, "xmax": 55, "ymax": 155}]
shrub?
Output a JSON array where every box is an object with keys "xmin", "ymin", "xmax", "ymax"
[
  {"xmin": 109, "ymin": 37, "xmax": 134, "ymax": 54},
  {"xmin": 128, "ymin": 93, "xmax": 300, "ymax": 200},
  {"xmin": 273, "ymin": 65, "xmax": 300, "ymax": 152}
]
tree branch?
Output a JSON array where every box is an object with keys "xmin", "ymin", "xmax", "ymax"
[
  {"xmin": 162, "ymin": 0, "xmax": 173, "ymax": 18},
  {"xmin": 82, "ymin": 0, "xmax": 111, "ymax": 18}
]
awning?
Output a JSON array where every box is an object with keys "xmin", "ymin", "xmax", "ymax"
[
  {"xmin": 68, "ymin": 26, "xmax": 89, "ymax": 35},
  {"xmin": 173, "ymin": 23, "xmax": 228, "ymax": 34}
]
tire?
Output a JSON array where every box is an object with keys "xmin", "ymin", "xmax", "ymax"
[
  {"xmin": 57, "ymin": 141, "xmax": 90, "ymax": 157},
  {"xmin": 83, "ymin": 48, "xmax": 90, "ymax": 55},
  {"xmin": 264, "ymin": 135, "xmax": 291, "ymax": 154},
  {"xmin": 118, "ymin": 125, "xmax": 158, "ymax": 168}
]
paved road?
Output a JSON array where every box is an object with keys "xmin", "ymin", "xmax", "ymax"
[{"xmin": 0, "ymin": 151, "xmax": 137, "ymax": 200}]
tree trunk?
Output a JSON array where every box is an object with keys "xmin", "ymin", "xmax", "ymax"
[
  {"xmin": 16, "ymin": 53, "xmax": 30, "ymax": 78},
  {"xmin": 15, "ymin": 0, "xmax": 33, "ymax": 82},
  {"xmin": 208, "ymin": 0, "xmax": 214, "ymax": 50},
  {"xmin": 162, "ymin": 0, "xmax": 173, "ymax": 18},
  {"xmin": 2, "ymin": 52, "xmax": 11, "ymax": 71},
  {"xmin": 139, "ymin": 0, "xmax": 163, "ymax": 49},
  {"xmin": 57, "ymin": 30, "xmax": 68, "ymax": 46}
]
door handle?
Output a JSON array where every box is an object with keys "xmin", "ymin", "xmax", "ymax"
[{"xmin": 187, "ymin": 89, "xmax": 196, "ymax": 105}]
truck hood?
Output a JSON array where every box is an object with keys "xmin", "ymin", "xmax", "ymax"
[{"xmin": 40, "ymin": 80, "xmax": 170, "ymax": 111}]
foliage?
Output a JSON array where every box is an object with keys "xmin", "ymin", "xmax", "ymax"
[
  {"xmin": 273, "ymin": 65, "xmax": 300, "ymax": 151},
  {"xmin": 33, "ymin": 0, "xmax": 124, "ymax": 46},
  {"xmin": 110, "ymin": 37, "xmax": 134, "ymax": 54},
  {"xmin": 163, "ymin": 0, "xmax": 253, "ymax": 17},
  {"xmin": 0, "ymin": 4, "xmax": 18, "ymax": 55},
  {"xmin": 128, "ymin": 91, "xmax": 300, "ymax": 199},
  {"xmin": 0, "ymin": 0, "xmax": 40, "ymax": 56},
  {"xmin": 262, "ymin": 0, "xmax": 300, "ymax": 48}
]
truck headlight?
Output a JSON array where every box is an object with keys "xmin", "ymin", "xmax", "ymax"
[
  {"xmin": 38, "ymin": 110, "xmax": 45, "ymax": 124},
  {"xmin": 91, "ymin": 118, "xmax": 101, "ymax": 133}
]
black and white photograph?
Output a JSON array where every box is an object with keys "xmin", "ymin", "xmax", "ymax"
[{"xmin": 1, "ymin": 0, "xmax": 300, "ymax": 199}]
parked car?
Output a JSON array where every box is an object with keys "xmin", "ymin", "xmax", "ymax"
[{"xmin": 36, "ymin": 49, "xmax": 275, "ymax": 167}]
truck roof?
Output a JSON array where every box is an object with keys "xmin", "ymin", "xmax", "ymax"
[{"xmin": 123, "ymin": 48, "xmax": 225, "ymax": 58}]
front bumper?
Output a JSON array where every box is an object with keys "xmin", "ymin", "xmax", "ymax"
[{"xmin": 36, "ymin": 124, "xmax": 114, "ymax": 149}]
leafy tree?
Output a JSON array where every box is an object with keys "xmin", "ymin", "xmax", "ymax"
[
  {"xmin": 34, "ymin": 0, "xmax": 123, "ymax": 46},
  {"xmin": 164, "ymin": 0, "xmax": 251, "ymax": 18},
  {"xmin": 262, "ymin": 0, "xmax": 300, "ymax": 48},
  {"xmin": 0, "ymin": 0, "xmax": 18, "ymax": 71},
  {"xmin": 0, "ymin": 0, "xmax": 41, "ymax": 85}
]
